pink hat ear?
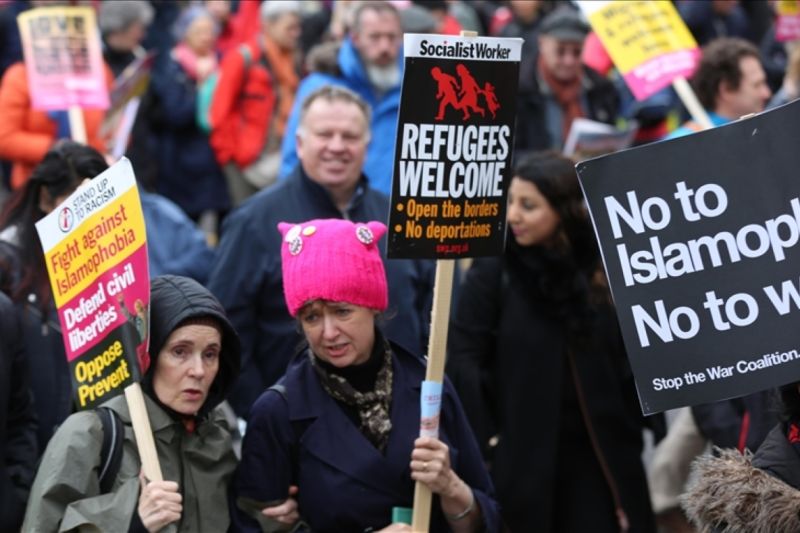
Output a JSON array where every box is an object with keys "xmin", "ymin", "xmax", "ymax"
[
  {"xmin": 367, "ymin": 221, "xmax": 387, "ymax": 242},
  {"xmin": 277, "ymin": 222, "xmax": 293, "ymax": 238}
]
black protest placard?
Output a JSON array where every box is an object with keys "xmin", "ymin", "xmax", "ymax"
[
  {"xmin": 578, "ymin": 100, "xmax": 800, "ymax": 415},
  {"xmin": 387, "ymin": 34, "xmax": 522, "ymax": 259}
]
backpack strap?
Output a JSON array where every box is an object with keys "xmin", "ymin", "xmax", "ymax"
[{"xmin": 97, "ymin": 406, "xmax": 124, "ymax": 493}]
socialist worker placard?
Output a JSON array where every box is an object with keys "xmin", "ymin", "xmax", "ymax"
[{"xmin": 387, "ymin": 34, "xmax": 522, "ymax": 259}]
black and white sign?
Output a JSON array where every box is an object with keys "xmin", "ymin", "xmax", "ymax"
[{"xmin": 578, "ymin": 100, "xmax": 800, "ymax": 414}]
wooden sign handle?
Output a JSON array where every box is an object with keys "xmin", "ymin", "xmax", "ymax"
[
  {"xmin": 672, "ymin": 76, "xmax": 714, "ymax": 130},
  {"xmin": 67, "ymin": 105, "xmax": 87, "ymax": 144},
  {"xmin": 125, "ymin": 382, "xmax": 163, "ymax": 482},
  {"xmin": 412, "ymin": 259, "xmax": 456, "ymax": 533}
]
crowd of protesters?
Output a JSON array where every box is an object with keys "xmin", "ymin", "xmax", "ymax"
[{"xmin": 2, "ymin": 0, "xmax": 800, "ymax": 532}]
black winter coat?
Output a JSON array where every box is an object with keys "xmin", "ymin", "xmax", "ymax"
[
  {"xmin": 514, "ymin": 59, "xmax": 620, "ymax": 158},
  {"xmin": 0, "ymin": 231, "xmax": 72, "ymax": 453},
  {"xmin": 0, "ymin": 291, "xmax": 38, "ymax": 532},
  {"xmin": 447, "ymin": 250, "xmax": 655, "ymax": 532},
  {"xmin": 207, "ymin": 168, "xmax": 435, "ymax": 416}
]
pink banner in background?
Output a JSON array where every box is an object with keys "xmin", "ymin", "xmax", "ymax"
[
  {"xmin": 18, "ymin": 6, "xmax": 109, "ymax": 110},
  {"xmin": 623, "ymin": 48, "xmax": 701, "ymax": 102}
]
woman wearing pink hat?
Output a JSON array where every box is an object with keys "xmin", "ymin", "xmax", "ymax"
[{"xmin": 232, "ymin": 218, "xmax": 499, "ymax": 532}]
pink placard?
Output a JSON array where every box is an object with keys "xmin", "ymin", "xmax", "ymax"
[
  {"xmin": 777, "ymin": 14, "xmax": 800, "ymax": 42},
  {"xmin": 18, "ymin": 6, "xmax": 109, "ymax": 110},
  {"xmin": 57, "ymin": 245, "xmax": 150, "ymax": 367},
  {"xmin": 623, "ymin": 48, "xmax": 701, "ymax": 102}
]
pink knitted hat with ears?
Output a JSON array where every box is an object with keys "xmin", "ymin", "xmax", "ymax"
[{"xmin": 277, "ymin": 219, "xmax": 389, "ymax": 316}]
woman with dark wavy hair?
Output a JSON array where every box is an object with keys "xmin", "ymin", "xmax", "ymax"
[
  {"xmin": 0, "ymin": 140, "xmax": 109, "ymax": 452},
  {"xmin": 447, "ymin": 150, "xmax": 656, "ymax": 532}
]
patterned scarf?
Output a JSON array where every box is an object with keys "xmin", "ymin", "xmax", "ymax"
[{"xmin": 310, "ymin": 341, "xmax": 394, "ymax": 452}]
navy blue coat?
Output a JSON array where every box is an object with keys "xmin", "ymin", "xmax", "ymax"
[
  {"xmin": 207, "ymin": 168, "xmax": 435, "ymax": 416},
  {"xmin": 233, "ymin": 342, "xmax": 500, "ymax": 532},
  {"xmin": 150, "ymin": 56, "xmax": 230, "ymax": 218},
  {"xmin": 0, "ymin": 235, "xmax": 71, "ymax": 453}
]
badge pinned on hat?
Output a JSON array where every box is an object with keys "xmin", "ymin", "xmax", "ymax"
[
  {"xmin": 284, "ymin": 224, "xmax": 302, "ymax": 243},
  {"xmin": 356, "ymin": 225, "xmax": 374, "ymax": 245}
]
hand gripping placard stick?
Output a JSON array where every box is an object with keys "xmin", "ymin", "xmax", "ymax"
[{"xmin": 412, "ymin": 259, "xmax": 455, "ymax": 533}]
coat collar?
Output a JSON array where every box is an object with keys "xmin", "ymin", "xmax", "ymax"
[
  {"xmin": 105, "ymin": 391, "xmax": 196, "ymax": 444},
  {"xmin": 283, "ymin": 348, "xmax": 424, "ymax": 499},
  {"xmin": 293, "ymin": 167, "xmax": 369, "ymax": 218}
]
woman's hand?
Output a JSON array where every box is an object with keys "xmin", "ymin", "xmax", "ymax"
[
  {"xmin": 261, "ymin": 485, "xmax": 300, "ymax": 525},
  {"xmin": 138, "ymin": 471, "xmax": 182, "ymax": 532},
  {"xmin": 410, "ymin": 437, "xmax": 461, "ymax": 497},
  {"xmin": 410, "ymin": 438, "xmax": 480, "ymax": 531}
]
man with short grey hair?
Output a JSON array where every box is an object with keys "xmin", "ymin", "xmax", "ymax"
[
  {"xmin": 278, "ymin": 1, "xmax": 404, "ymax": 196},
  {"xmin": 209, "ymin": 85, "xmax": 434, "ymax": 417}
]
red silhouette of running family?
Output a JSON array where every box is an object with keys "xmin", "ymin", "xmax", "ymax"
[{"xmin": 431, "ymin": 64, "xmax": 500, "ymax": 121}]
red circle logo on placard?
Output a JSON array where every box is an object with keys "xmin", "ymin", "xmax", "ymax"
[{"xmin": 58, "ymin": 207, "xmax": 74, "ymax": 233}]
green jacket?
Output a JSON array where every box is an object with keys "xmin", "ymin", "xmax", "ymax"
[{"xmin": 23, "ymin": 393, "xmax": 237, "ymax": 532}]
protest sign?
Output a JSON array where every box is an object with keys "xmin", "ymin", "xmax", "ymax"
[
  {"xmin": 576, "ymin": 1, "xmax": 700, "ymax": 102},
  {"xmin": 102, "ymin": 52, "xmax": 157, "ymax": 159},
  {"xmin": 36, "ymin": 158, "xmax": 149, "ymax": 410},
  {"xmin": 563, "ymin": 117, "xmax": 639, "ymax": 161},
  {"xmin": 17, "ymin": 6, "xmax": 109, "ymax": 111},
  {"xmin": 387, "ymin": 33, "xmax": 522, "ymax": 260},
  {"xmin": 390, "ymin": 33, "xmax": 522, "ymax": 533},
  {"xmin": 776, "ymin": 0, "xmax": 800, "ymax": 42},
  {"xmin": 577, "ymin": 100, "xmax": 800, "ymax": 415}
]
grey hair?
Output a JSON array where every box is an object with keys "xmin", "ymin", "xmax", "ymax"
[
  {"xmin": 99, "ymin": 0, "xmax": 154, "ymax": 35},
  {"xmin": 296, "ymin": 85, "xmax": 372, "ymax": 141},
  {"xmin": 260, "ymin": 0, "xmax": 303, "ymax": 23},
  {"xmin": 352, "ymin": 1, "xmax": 400, "ymax": 35}
]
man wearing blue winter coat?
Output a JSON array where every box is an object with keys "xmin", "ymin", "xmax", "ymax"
[{"xmin": 278, "ymin": 1, "xmax": 403, "ymax": 195}]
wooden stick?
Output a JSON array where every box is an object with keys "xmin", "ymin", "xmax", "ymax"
[
  {"xmin": 125, "ymin": 382, "xmax": 163, "ymax": 482},
  {"xmin": 67, "ymin": 105, "xmax": 87, "ymax": 144},
  {"xmin": 412, "ymin": 259, "xmax": 456, "ymax": 533},
  {"xmin": 672, "ymin": 76, "xmax": 713, "ymax": 130}
]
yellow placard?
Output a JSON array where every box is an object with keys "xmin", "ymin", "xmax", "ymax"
[
  {"xmin": 588, "ymin": 0, "xmax": 697, "ymax": 74},
  {"xmin": 44, "ymin": 186, "xmax": 146, "ymax": 307},
  {"xmin": 778, "ymin": 0, "xmax": 800, "ymax": 16}
]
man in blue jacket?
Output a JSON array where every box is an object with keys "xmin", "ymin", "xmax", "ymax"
[
  {"xmin": 278, "ymin": 1, "xmax": 403, "ymax": 195},
  {"xmin": 208, "ymin": 85, "xmax": 434, "ymax": 417}
]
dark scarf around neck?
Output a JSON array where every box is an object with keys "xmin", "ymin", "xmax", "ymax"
[{"xmin": 310, "ymin": 332, "xmax": 394, "ymax": 451}]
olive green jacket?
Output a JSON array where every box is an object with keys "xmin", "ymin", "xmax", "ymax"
[{"xmin": 22, "ymin": 393, "xmax": 237, "ymax": 532}]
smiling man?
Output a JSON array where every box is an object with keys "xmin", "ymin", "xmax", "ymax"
[{"xmin": 208, "ymin": 86, "xmax": 434, "ymax": 417}]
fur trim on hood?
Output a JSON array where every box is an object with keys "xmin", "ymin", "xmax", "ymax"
[{"xmin": 682, "ymin": 448, "xmax": 800, "ymax": 533}]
